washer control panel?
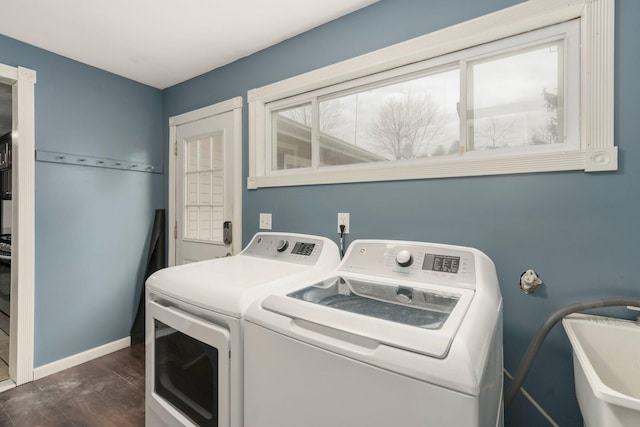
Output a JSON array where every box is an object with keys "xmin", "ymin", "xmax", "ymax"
[
  {"xmin": 242, "ymin": 233, "xmax": 326, "ymax": 265},
  {"xmin": 340, "ymin": 241, "xmax": 477, "ymax": 289}
]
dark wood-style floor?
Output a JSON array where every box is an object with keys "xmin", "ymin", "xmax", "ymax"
[{"xmin": 0, "ymin": 344, "xmax": 145, "ymax": 426}]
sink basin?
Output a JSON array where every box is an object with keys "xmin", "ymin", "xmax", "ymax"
[{"xmin": 563, "ymin": 314, "xmax": 640, "ymax": 427}]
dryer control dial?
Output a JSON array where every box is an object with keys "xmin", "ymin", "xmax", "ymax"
[
  {"xmin": 395, "ymin": 250, "xmax": 413, "ymax": 267},
  {"xmin": 275, "ymin": 239, "xmax": 289, "ymax": 252}
]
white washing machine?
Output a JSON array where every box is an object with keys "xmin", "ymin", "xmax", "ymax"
[
  {"xmin": 145, "ymin": 232, "xmax": 340, "ymax": 427},
  {"xmin": 244, "ymin": 239, "xmax": 503, "ymax": 427}
]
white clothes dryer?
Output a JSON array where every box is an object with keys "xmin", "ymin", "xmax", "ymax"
[
  {"xmin": 244, "ymin": 239, "xmax": 503, "ymax": 427},
  {"xmin": 145, "ymin": 232, "xmax": 340, "ymax": 427}
]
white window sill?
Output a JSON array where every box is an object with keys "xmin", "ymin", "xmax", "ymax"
[{"xmin": 247, "ymin": 147, "xmax": 618, "ymax": 189}]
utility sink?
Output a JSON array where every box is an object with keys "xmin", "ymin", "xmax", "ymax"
[{"xmin": 563, "ymin": 314, "xmax": 640, "ymax": 427}]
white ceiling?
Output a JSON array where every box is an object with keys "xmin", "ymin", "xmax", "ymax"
[{"xmin": 0, "ymin": 0, "xmax": 378, "ymax": 89}]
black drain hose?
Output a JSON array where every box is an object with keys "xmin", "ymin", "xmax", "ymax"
[{"xmin": 504, "ymin": 297, "xmax": 640, "ymax": 407}]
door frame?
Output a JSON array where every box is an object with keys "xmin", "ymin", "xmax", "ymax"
[
  {"xmin": 0, "ymin": 63, "xmax": 36, "ymax": 387},
  {"xmin": 168, "ymin": 97, "xmax": 243, "ymax": 266}
]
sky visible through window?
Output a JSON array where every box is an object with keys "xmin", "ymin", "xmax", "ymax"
[{"xmin": 471, "ymin": 42, "xmax": 561, "ymax": 151}]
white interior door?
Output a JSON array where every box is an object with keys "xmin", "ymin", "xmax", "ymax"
[{"xmin": 175, "ymin": 110, "xmax": 235, "ymax": 264}]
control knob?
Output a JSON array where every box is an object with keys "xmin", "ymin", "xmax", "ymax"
[
  {"xmin": 396, "ymin": 286, "xmax": 414, "ymax": 304},
  {"xmin": 395, "ymin": 250, "xmax": 413, "ymax": 267},
  {"xmin": 275, "ymin": 239, "xmax": 289, "ymax": 252}
]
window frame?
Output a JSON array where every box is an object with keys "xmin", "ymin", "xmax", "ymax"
[{"xmin": 247, "ymin": 0, "xmax": 616, "ymax": 189}]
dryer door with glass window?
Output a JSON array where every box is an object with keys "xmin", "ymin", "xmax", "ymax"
[{"xmin": 149, "ymin": 301, "xmax": 230, "ymax": 427}]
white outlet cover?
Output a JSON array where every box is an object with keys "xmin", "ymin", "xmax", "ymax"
[
  {"xmin": 337, "ymin": 212, "xmax": 350, "ymax": 234},
  {"xmin": 259, "ymin": 213, "xmax": 272, "ymax": 230}
]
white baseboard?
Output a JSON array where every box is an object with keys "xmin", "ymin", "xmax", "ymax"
[{"xmin": 33, "ymin": 336, "xmax": 131, "ymax": 381}]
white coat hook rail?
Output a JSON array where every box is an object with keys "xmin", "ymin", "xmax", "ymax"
[{"xmin": 35, "ymin": 150, "xmax": 161, "ymax": 174}]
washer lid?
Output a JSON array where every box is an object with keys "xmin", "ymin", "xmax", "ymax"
[
  {"xmin": 147, "ymin": 255, "xmax": 311, "ymax": 317},
  {"xmin": 261, "ymin": 275, "xmax": 474, "ymax": 358}
]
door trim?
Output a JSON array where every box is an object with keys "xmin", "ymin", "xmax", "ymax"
[
  {"xmin": 168, "ymin": 97, "xmax": 243, "ymax": 266},
  {"xmin": 0, "ymin": 64, "xmax": 36, "ymax": 385}
]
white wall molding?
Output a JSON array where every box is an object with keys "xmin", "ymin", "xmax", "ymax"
[
  {"xmin": 0, "ymin": 64, "xmax": 18, "ymax": 85},
  {"xmin": 583, "ymin": 0, "xmax": 615, "ymax": 153},
  {"xmin": 169, "ymin": 97, "xmax": 243, "ymax": 127},
  {"xmin": 253, "ymin": 151, "xmax": 587, "ymax": 188},
  {"xmin": 33, "ymin": 337, "xmax": 131, "ymax": 381},
  {"xmin": 6, "ymin": 65, "xmax": 36, "ymax": 386}
]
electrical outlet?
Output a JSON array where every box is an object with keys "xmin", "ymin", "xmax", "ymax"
[
  {"xmin": 337, "ymin": 212, "xmax": 350, "ymax": 234},
  {"xmin": 259, "ymin": 213, "xmax": 272, "ymax": 230}
]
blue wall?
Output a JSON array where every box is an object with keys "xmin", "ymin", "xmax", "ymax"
[
  {"xmin": 0, "ymin": 35, "xmax": 164, "ymax": 366},
  {"xmin": 163, "ymin": 0, "xmax": 640, "ymax": 425}
]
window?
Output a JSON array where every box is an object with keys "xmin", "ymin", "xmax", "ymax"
[
  {"xmin": 248, "ymin": 0, "xmax": 615, "ymax": 189},
  {"xmin": 184, "ymin": 132, "xmax": 225, "ymax": 243},
  {"xmin": 272, "ymin": 67, "xmax": 461, "ymax": 169},
  {"xmin": 467, "ymin": 40, "xmax": 568, "ymax": 153}
]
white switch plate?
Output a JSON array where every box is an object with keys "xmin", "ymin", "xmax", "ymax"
[
  {"xmin": 337, "ymin": 212, "xmax": 350, "ymax": 234},
  {"xmin": 259, "ymin": 213, "xmax": 272, "ymax": 230}
]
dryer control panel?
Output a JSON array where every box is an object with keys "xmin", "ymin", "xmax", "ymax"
[
  {"xmin": 339, "ymin": 241, "xmax": 478, "ymax": 289},
  {"xmin": 242, "ymin": 233, "xmax": 328, "ymax": 266}
]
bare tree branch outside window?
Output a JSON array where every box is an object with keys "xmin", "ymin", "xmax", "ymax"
[
  {"xmin": 368, "ymin": 92, "xmax": 446, "ymax": 160},
  {"xmin": 477, "ymin": 117, "xmax": 517, "ymax": 149},
  {"xmin": 530, "ymin": 88, "xmax": 559, "ymax": 145},
  {"xmin": 279, "ymin": 100, "xmax": 345, "ymax": 134}
]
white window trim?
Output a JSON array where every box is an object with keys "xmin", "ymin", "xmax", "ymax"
[{"xmin": 247, "ymin": 0, "xmax": 615, "ymax": 189}]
